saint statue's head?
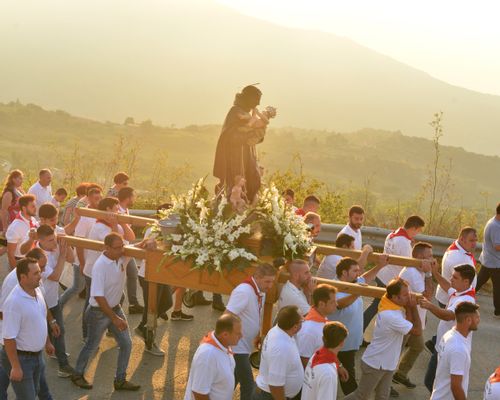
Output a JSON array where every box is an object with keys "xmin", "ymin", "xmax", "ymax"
[{"xmin": 234, "ymin": 85, "xmax": 262, "ymax": 111}]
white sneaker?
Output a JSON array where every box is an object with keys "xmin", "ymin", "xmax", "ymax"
[{"xmin": 145, "ymin": 343, "xmax": 165, "ymax": 357}]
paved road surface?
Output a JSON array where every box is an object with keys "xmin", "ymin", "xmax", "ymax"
[{"xmin": 0, "ymin": 257, "xmax": 498, "ymax": 399}]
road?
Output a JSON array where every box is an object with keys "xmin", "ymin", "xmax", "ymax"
[{"xmin": 0, "ymin": 257, "xmax": 498, "ymax": 399}]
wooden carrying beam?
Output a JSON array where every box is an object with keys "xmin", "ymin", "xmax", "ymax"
[
  {"xmin": 316, "ymin": 244, "xmax": 423, "ymax": 268},
  {"xmin": 74, "ymin": 208, "xmax": 155, "ymax": 227},
  {"xmin": 64, "ymin": 236, "xmax": 147, "ymax": 259}
]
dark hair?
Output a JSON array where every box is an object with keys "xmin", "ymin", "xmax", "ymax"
[
  {"xmin": 454, "ymin": 264, "xmax": 476, "ymax": 285},
  {"xmin": 312, "ymin": 284, "xmax": 337, "ymax": 307},
  {"xmin": 87, "ymin": 187, "xmax": 102, "ymax": 197},
  {"xmin": 98, "ymin": 197, "xmax": 119, "ymax": 211},
  {"xmin": 55, "ymin": 188, "xmax": 67, "ymax": 197},
  {"xmin": 19, "ymin": 194, "xmax": 36, "ymax": 209},
  {"xmin": 39, "ymin": 169, "xmax": 51, "ymax": 178},
  {"xmin": 26, "ymin": 247, "xmax": 45, "ymax": 260},
  {"xmin": 304, "ymin": 195, "xmax": 320, "ymax": 205},
  {"xmin": 38, "ymin": 203, "xmax": 58, "ymax": 219},
  {"xmin": 336, "ymin": 257, "xmax": 359, "ymax": 278},
  {"xmin": 335, "ymin": 234, "xmax": 355, "ymax": 248},
  {"xmin": 76, "ymin": 182, "xmax": 90, "ymax": 197},
  {"xmin": 386, "ymin": 278, "xmax": 409, "ymax": 299},
  {"xmin": 412, "ymin": 242, "xmax": 433, "ymax": 258},
  {"xmin": 104, "ymin": 232, "xmax": 123, "ymax": 247},
  {"xmin": 455, "ymin": 301, "xmax": 479, "ymax": 322},
  {"xmin": 322, "ymin": 321, "xmax": 348, "ymax": 348},
  {"xmin": 276, "ymin": 305, "xmax": 302, "ymax": 330},
  {"xmin": 349, "ymin": 205, "xmax": 365, "ymax": 217},
  {"xmin": 459, "ymin": 227, "xmax": 477, "ymax": 239},
  {"xmin": 2, "ymin": 169, "xmax": 23, "ymax": 194},
  {"xmin": 118, "ymin": 187, "xmax": 134, "ymax": 202},
  {"xmin": 234, "ymin": 85, "xmax": 262, "ymax": 112},
  {"xmin": 113, "ymin": 172, "xmax": 129, "ymax": 184},
  {"xmin": 497, "ymin": 203, "xmax": 500, "ymax": 215},
  {"xmin": 254, "ymin": 263, "xmax": 277, "ymax": 278},
  {"xmin": 404, "ymin": 215, "xmax": 425, "ymax": 230},
  {"xmin": 283, "ymin": 189, "xmax": 295, "ymax": 198},
  {"xmin": 86, "ymin": 183, "xmax": 103, "ymax": 194},
  {"xmin": 215, "ymin": 313, "xmax": 241, "ymax": 335},
  {"xmin": 37, "ymin": 224, "xmax": 55, "ymax": 239},
  {"xmin": 16, "ymin": 257, "xmax": 38, "ymax": 281}
]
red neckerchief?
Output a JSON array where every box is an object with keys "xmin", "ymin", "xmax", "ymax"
[
  {"xmin": 489, "ymin": 367, "xmax": 500, "ymax": 384},
  {"xmin": 295, "ymin": 208, "xmax": 305, "ymax": 217},
  {"xmin": 448, "ymin": 241, "xmax": 477, "ymax": 266},
  {"xmin": 448, "ymin": 287, "xmax": 476, "ymax": 307},
  {"xmin": 311, "ymin": 347, "xmax": 339, "ymax": 370},
  {"xmin": 388, "ymin": 227, "xmax": 411, "ymax": 240},
  {"xmin": 96, "ymin": 219, "xmax": 112, "ymax": 229},
  {"xmin": 243, "ymin": 277, "xmax": 263, "ymax": 314},
  {"xmin": 200, "ymin": 331, "xmax": 233, "ymax": 355},
  {"xmin": 15, "ymin": 212, "xmax": 36, "ymax": 229},
  {"xmin": 305, "ymin": 307, "xmax": 327, "ymax": 323}
]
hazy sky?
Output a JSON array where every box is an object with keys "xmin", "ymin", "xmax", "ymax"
[{"xmin": 218, "ymin": 0, "xmax": 500, "ymax": 96}]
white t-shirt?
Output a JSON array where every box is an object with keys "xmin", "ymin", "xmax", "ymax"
[
  {"xmin": 435, "ymin": 287, "xmax": 475, "ymax": 352},
  {"xmin": 301, "ymin": 355, "xmax": 338, "ymax": 400},
  {"xmin": 338, "ymin": 224, "xmax": 362, "ymax": 250},
  {"xmin": 436, "ymin": 241, "xmax": 477, "ymax": 305},
  {"xmin": 431, "ymin": 328, "xmax": 471, "ymax": 400},
  {"xmin": 28, "ymin": 181, "xmax": 53, "ymax": 212},
  {"xmin": 138, "ymin": 227, "xmax": 158, "ymax": 278},
  {"xmin": 5, "ymin": 214, "xmax": 38, "ymax": 259},
  {"xmin": 295, "ymin": 319, "xmax": 325, "ymax": 359},
  {"xmin": 226, "ymin": 278, "xmax": 265, "ymax": 354},
  {"xmin": 40, "ymin": 246, "xmax": 61, "ymax": 308},
  {"xmin": 0, "ymin": 269, "xmax": 21, "ymax": 344},
  {"xmin": 256, "ymin": 326, "xmax": 304, "ymax": 398},
  {"xmin": 279, "ymin": 281, "xmax": 311, "ymax": 316},
  {"xmin": 399, "ymin": 266, "xmax": 427, "ymax": 329},
  {"xmin": 362, "ymin": 308, "xmax": 413, "ymax": 371},
  {"xmin": 317, "ymin": 255, "xmax": 341, "ymax": 280},
  {"xmin": 484, "ymin": 369, "xmax": 500, "ymax": 400},
  {"xmin": 377, "ymin": 230, "xmax": 412, "ymax": 285},
  {"xmin": 74, "ymin": 214, "xmax": 96, "ymax": 267},
  {"xmin": 83, "ymin": 222, "xmax": 124, "ymax": 278},
  {"xmin": 184, "ymin": 332, "xmax": 235, "ymax": 400},
  {"xmin": 3, "ymin": 285, "xmax": 47, "ymax": 352},
  {"xmin": 89, "ymin": 253, "xmax": 127, "ymax": 308}
]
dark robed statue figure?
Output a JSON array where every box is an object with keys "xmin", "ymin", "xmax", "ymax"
[{"xmin": 213, "ymin": 85, "xmax": 271, "ymax": 203}]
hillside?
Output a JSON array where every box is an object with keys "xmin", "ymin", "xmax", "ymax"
[
  {"xmin": 1, "ymin": 0, "xmax": 500, "ymax": 155},
  {"xmin": 0, "ymin": 102, "xmax": 498, "ymax": 209}
]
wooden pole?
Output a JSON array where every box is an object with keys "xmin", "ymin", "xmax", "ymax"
[
  {"xmin": 74, "ymin": 208, "xmax": 155, "ymax": 227},
  {"xmin": 316, "ymin": 244, "xmax": 423, "ymax": 268},
  {"xmin": 64, "ymin": 236, "xmax": 147, "ymax": 259}
]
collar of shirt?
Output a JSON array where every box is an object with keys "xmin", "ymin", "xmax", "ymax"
[
  {"xmin": 16, "ymin": 285, "xmax": 42, "ymax": 301},
  {"xmin": 200, "ymin": 331, "xmax": 233, "ymax": 355}
]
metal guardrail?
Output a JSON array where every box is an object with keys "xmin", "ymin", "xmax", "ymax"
[{"xmin": 129, "ymin": 210, "xmax": 483, "ymax": 258}]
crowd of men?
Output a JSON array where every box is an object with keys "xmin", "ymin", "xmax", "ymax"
[{"xmin": 0, "ymin": 169, "xmax": 500, "ymax": 399}]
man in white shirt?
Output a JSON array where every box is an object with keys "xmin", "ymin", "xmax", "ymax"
[
  {"xmin": 37, "ymin": 225, "xmax": 75, "ymax": 378},
  {"xmin": 345, "ymin": 278, "xmax": 422, "ymax": 400},
  {"xmin": 435, "ymin": 227, "xmax": 478, "ymax": 307},
  {"xmin": 5, "ymin": 194, "xmax": 38, "ymax": 269},
  {"xmin": 393, "ymin": 242, "xmax": 433, "ymax": 389},
  {"xmin": 225, "ymin": 263, "xmax": 277, "ymax": 400},
  {"xmin": 301, "ymin": 321, "xmax": 348, "ymax": 400},
  {"xmin": 430, "ymin": 301, "xmax": 479, "ymax": 400},
  {"xmin": 184, "ymin": 314, "xmax": 242, "ymax": 400},
  {"xmin": 254, "ymin": 305, "xmax": 304, "ymax": 400},
  {"xmin": 28, "ymin": 169, "xmax": 53, "ymax": 214},
  {"xmin": 295, "ymin": 285, "xmax": 338, "ymax": 367},
  {"xmin": 329, "ymin": 254, "xmax": 389, "ymax": 395},
  {"xmin": 420, "ymin": 264, "xmax": 476, "ymax": 393},
  {"xmin": 338, "ymin": 205, "xmax": 365, "ymax": 250},
  {"xmin": 72, "ymin": 233, "xmax": 140, "ymax": 391},
  {"xmin": 279, "ymin": 259, "xmax": 314, "ymax": 316},
  {"xmin": 484, "ymin": 365, "xmax": 500, "ymax": 400},
  {"xmin": 364, "ymin": 215, "xmax": 425, "ymax": 332},
  {"xmin": 0, "ymin": 257, "xmax": 55, "ymax": 399}
]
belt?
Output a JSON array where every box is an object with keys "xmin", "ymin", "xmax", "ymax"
[
  {"xmin": 254, "ymin": 386, "xmax": 299, "ymax": 400},
  {"xmin": 90, "ymin": 305, "xmax": 121, "ymax": 311},
  {"xmin": 17, "ymin": 350, "xmax": 41, "ymax": 357}
]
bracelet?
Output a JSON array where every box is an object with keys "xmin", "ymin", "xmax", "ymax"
[{"xmin": 49, "ymin": 319, "xmax": 57, "ymax": 325}]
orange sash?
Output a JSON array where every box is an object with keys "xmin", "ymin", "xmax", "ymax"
[
  {"xmin": 305, "ymin": 307, "xmax": 327, "ymax": 323},
  {"xmin": 200, "ymin": 331, "xmax": 233, "ymax": 355}
]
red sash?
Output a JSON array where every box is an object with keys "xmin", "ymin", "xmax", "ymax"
[
  {"xmin": 489, "ymin": 367, "xmax": 500, "ymax": 384},
  {"xmin": 305, "ymin": 307, "xmax": 327, "ymax": 323},
  {"xmin": 447, "ymin": 241, "xmax": 477, "ymax": 266},
  {"xmin": 448, "ymin": 287, "xmax": 476, "ymax": 307},
  {"xmin": 242, "ymin": 277, "xmax": 263, "ymax": 314},
  {"xmin": 15, "ymin": 212, "xmax": 36, "ymax": 229},
  {"xmin": 388, "ymin": 227, "xmax": 411, "ymax": 241},
  {"xmin": 200, "ymin": 331, "xmax": 233, "ymax": 355},
  {"xmin": 295, "ymin": 208, "xmax": 306, "ymax": 217},
  {"xmin": 311, "ymin": 347, "xmax": 339, "ymax": 370}
]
